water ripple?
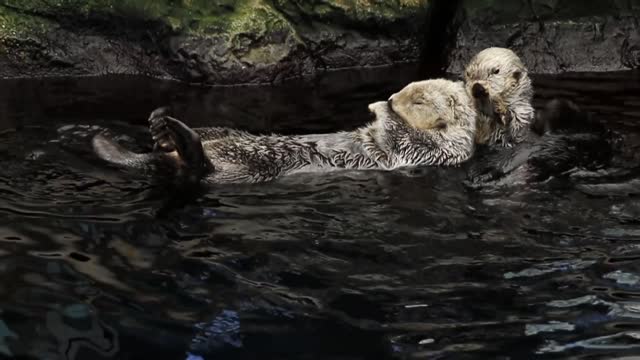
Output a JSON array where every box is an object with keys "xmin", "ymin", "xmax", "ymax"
[{"xmin": 0, "ymin": 70, "xmax": 639, "ymax": 359}]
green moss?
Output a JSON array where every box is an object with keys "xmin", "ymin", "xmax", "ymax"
[
  {"xmin": 0, "ymin": 0, "xmax": 306, "ymax": 67},
  {"xmin": 0, "ymin": 0, "xmax": 429, "ymax": 75},
  {"xmin": 0, "ymin": 4, "xmax": 54, "ymax": 40},
  {"xmin": 231, "ymin": 2, "xmax": 287, "ymax": 33},
  {"xmin": 1, "ymin": 0, "xmax": 428, "ymax": 40},
  {"xmin": 0, "ymin": 0, "xmax": 246, "ymax": 33}
]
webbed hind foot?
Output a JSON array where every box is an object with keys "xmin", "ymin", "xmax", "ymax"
[{"xmin": 148, "ymin": 107, "xmax": 213, "ymax": 181}]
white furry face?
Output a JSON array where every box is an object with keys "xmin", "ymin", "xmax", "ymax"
[
  {"xmin": 464, "ymin": 47, "xmax": 529, "ymax": 101},
  {"xmin": 368, "ymin": 80, "xmax": 477, "ymax": 168},
  {"xmin": 388, "ymin": 79, "xmax": 471, "ymax": 131},
  {"xmin": 463, "ymin": 47, "xmax": 535, "ymax": 147}
]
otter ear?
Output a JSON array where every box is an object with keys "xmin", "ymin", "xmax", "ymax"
[{"xmin": 435, "ymin": 118, "xmax": 448, "ymax": 130}]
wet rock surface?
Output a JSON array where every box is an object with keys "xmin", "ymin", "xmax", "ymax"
[
  {"xmin": 447, "ymin": 0, "xmax": 640, "ymax": 74},
  {"xmin": 0, "ymin": 0, "xmax": 638, "ymax": 84},
  {"xmin": 0, "ymin": 0, "xmax": 429, "ymax": 85}
]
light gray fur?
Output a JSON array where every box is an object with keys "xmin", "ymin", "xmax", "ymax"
[
  {"xmin": 194, "ymin": 97, "xmax": 475, "ymax": 184},
  {"xmin": 464, "ymin": 47, "xmax": 535, "ymax": 147},
  {"xmin": 93, "ymin": 80, "xmax": 477, "ymax": 184}
]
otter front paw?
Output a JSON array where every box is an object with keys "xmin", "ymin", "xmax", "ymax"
[
  {"xmin": 493, "ymin": 100, "xmax": 512, "ymax": 126},
  {"xmin": 499, "ymin": 110, "xmax": 513, "ymax": 127},
  {"xmin": 149, "ymin": 107, "xmax": 177, "ymax": 152}
]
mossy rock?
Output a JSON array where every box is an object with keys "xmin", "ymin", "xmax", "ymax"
[
  {"xmin": 1, "ymin": 0, "xmax": 636, "ymax": 82},
  {"xmin": 0, "ymin": 0, "xmax": 430, "ymax": 84}
]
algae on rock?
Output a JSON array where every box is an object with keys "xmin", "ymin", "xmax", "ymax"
[
  {"xmin": 0, "ymin": 0, "xmax": 430, "ymax": 84},
  {"xmin": 0, "ymin": 0, "xmax": 637, "ymax": 83}
]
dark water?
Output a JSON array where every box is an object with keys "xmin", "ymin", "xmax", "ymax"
[{"xmin": 1, "ymin": 66, "xmax": 640, "ymax": 360}]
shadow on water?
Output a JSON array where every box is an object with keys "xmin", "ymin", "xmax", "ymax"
[{"xmin": 0, "ymin": 65, "xmax": 640, "ymax": 359}]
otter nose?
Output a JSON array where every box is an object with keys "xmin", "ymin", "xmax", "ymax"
[{"xmin": 471, "ymin": 83, "xmax": 488, "ymax": 99}]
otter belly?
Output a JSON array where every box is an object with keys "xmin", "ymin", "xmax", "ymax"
[{"xmin": 199, "ymin": 131, "xmax": 383, "ymax": 184}]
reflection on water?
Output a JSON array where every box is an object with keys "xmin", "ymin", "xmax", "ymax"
[{"xmin": 0, "ymin": 66, "xmax": 640, "ymax": 359}]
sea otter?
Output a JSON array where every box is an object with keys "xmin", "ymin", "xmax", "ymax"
[
  {"xmin": 92, "ymin": 79, "xmax": 477, "ymax": 184},
  {"xmin": 459, "ymin": 47, "xmax": 611, "ymax": 185},
  {"xmin": 464, "ymin": 47, "xmax": 535, "ymax": 147}
]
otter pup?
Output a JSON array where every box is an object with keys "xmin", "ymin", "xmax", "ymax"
[
  {"xmin": 464, "ymin": 47, "xmax": 535, "ymax": 147},
  {"xmin": 93, "ymin": 79, "xmax": 477, "ymax": 184},
  {"xmin": 461, "ymin": 47, "xmax": 612, "ymax": 185}
]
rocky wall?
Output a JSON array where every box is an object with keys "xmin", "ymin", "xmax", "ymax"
[
  {"xmin": 0, "ymin": 0, "xmax": 429, "ymax": 84},
  {"xmin": 447, "ymin": 0, "xmax": 640, "ymax": 74}
]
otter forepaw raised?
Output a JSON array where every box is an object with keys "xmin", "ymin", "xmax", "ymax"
[
  {"xmin": 493, "ymin": 100, "xmax": 512, "ymax": 126},
  {"xmin": 499, "ymin": 110, "xmax": 513, "ymax": 127}
]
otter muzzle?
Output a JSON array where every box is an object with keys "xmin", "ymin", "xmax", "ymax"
[{"xmin": 471, "ymin": 83, "xmax": 488, "ymax": 99}]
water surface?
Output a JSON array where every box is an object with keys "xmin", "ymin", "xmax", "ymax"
[{"xmin": 1, "ymin": 66, "xmax": 640, "ymax": 359}]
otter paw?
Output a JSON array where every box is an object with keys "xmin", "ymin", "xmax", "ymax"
[
  {"xmin": 149, "ymin": 109, "xmax": 177, "ymax": 152},
  {"xmin": 499, "ymin": 110, "xmax": 513, "ymax": 126},
  {"xmin": 492, "ymin": 100, "xmax": 509, "ymax": 124}
]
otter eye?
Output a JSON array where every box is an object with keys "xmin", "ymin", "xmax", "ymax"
[
  {"xmin": 491, "ymin": 68, "xmax": 500, "ymax": 75},
  {"xmin": 513, "ymin": 71, "xmax": 522, "ymax": 80},
  {"xmin": 435, "ymin": 118, "xmax": 447, "ymax": 130}
]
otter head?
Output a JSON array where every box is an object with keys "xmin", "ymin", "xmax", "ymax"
[
  {"xmin": 464, "ymin": 47, "xmax": 531, "ymax": 103},
  {"xmin": 387, "ymin": 79, "xmax": 475, "ymax": 132},
  {"xmin": 464, "ymin": 47, "xmax": 534, "ymax": 146}
]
